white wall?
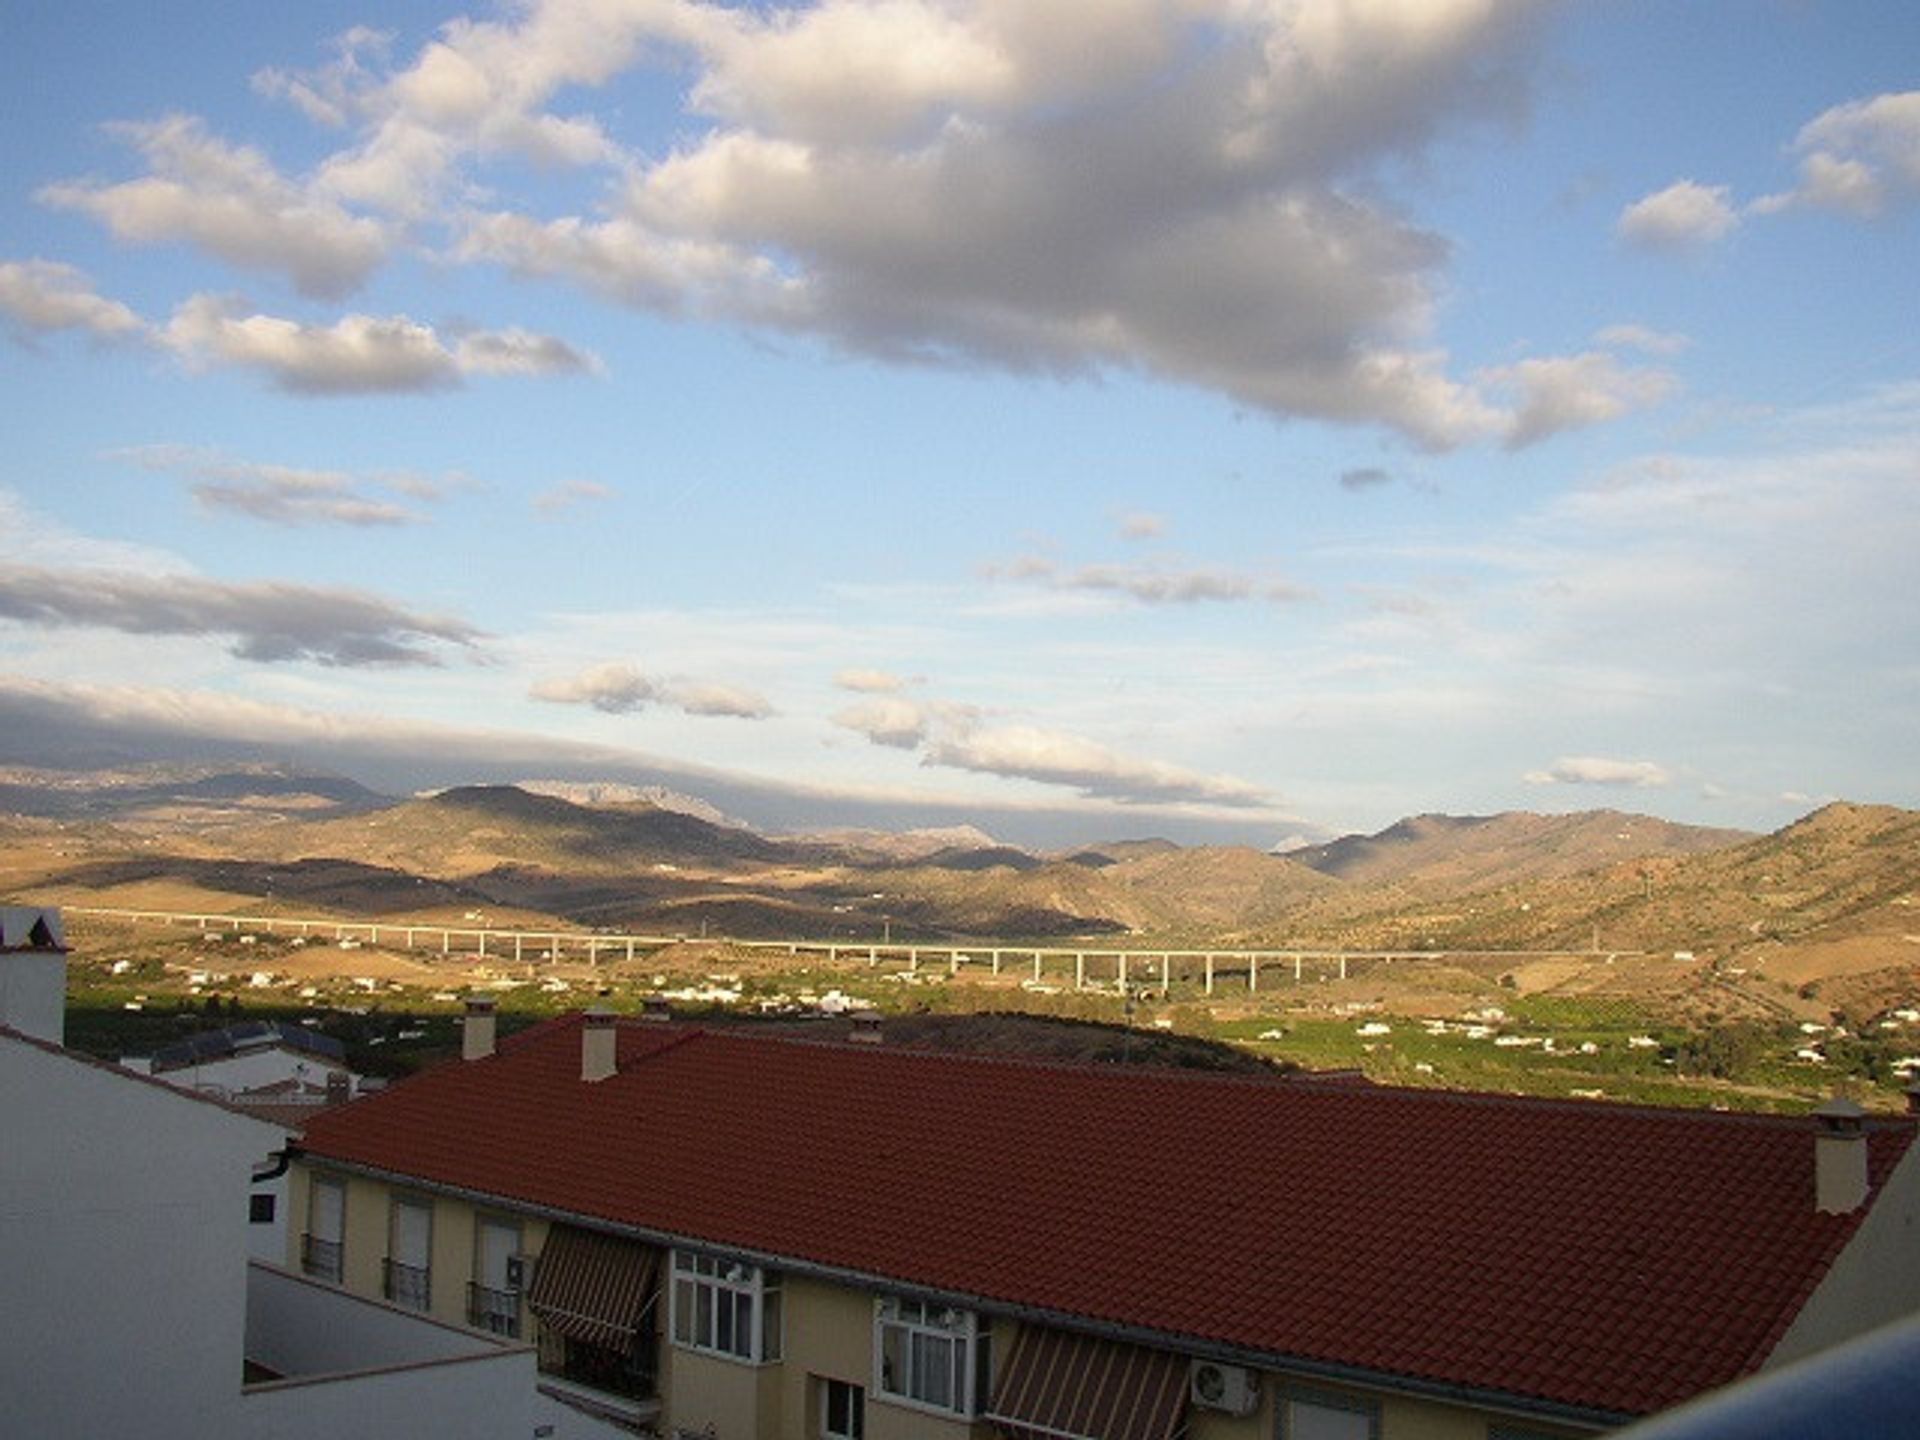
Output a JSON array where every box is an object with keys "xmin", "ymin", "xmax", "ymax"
[
  {"xmin": 0, "ymin": 948, "xmax": 67, "ymax": 1044},
  {"xmin": 0, "ymin": 1034, "xmax": 285, "ymax": 1440}
]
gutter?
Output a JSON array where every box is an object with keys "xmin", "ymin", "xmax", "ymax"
[{"xmin": 291, "ymin": 1146, "xmax": 1626, "ymax": 1433}]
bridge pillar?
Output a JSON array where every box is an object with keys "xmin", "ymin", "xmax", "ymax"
[
  {"xmin": 1205, "ymin": 955, "xmax": 1214, "ymax": 995},
  {"xmin": 1075, "ymin": 953, "xmax": 1085, "ymax": 990}
]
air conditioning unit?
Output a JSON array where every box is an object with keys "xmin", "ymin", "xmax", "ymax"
[
  {"xmin": 1190, "ymin": 1361, "xmax": 1259, "ymax": 1416},
  {"xmin": 504, "ymin": 1254, "xmax": 528, "ymax": 1290}
]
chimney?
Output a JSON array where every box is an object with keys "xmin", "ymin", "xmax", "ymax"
[
  {"xmin": 1905, "ymin": 1081, "xmax": 1920, "ymax": 1117},
  {"xmin": 582, "ymin": 1007, "xmax": 618, "ymax": 1082},
  {"xmin": 325, "ymin": 1069, "xmax": 351, "ymax": 1106},
  {"xmin": 1813, "ymin": 1097, "xmax": 1869, "ymax": 1214},
  {"xmin": 849, "ymin": 1009, "xmax": 883, "ymax": 1045},
  {"xmin": 0, "ymin": 906, "xmax": 68, "ymax": 1046},
  {"xmin": 641, "ymin": 994, "xmax": 672, "ymax": 1024},
  {"xmin": 462, "ymin": 994, "xmax": 497, "ymax": 1061}
]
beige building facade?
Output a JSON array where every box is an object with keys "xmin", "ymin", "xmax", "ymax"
[{"xmin": 286, "ymin": 1158, "xmax": 1588, "ymax": 1440}]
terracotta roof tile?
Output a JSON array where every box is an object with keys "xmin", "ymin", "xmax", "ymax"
[{"xmin": 298, "ymin": 1016, "xmax": 1914, "ymax": 1418}]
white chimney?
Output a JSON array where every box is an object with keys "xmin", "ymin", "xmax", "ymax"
[
  {"xmin": 462, "ymin": 994, "xmax": 497, "ymax": 1061},
  {"xmin": 0, "ymin": 906, "xmax": 68, "ymax": 1046},
  {"xmin": 849, "ymin": 1009, "xmax": 882, "ymax": 1045},
  {"xmin": 1813, "ymin": 1097, "xmax": 1868, "ymax": 1214},
  {"xmin": 582, "ymin": 1007, "xmax": 618, "ymax": 1082}
]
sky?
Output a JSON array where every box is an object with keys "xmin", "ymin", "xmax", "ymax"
[{"xmin": 2, "ymin": 1, "xmax": 1917, "ymax": 848}]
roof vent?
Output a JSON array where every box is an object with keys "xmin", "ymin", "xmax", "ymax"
[
  {"xmin": 849, "ymin": 1009, "xmax": 882, "ymax": 1045},
  {"xmin": 462, "ymin": 994, "xmax": 497, "ymax": 1062},
  {"xmin": 582, "ymin": 1007, "xmax": 618, "ymax": 1082},
  {"xmin": 1813, "ymin": 1097, "xmax": 1868, "ymax": 1214},
  {"xmin": 641, "ymin": 994, "xmax": 672, "ymax": 1024}
]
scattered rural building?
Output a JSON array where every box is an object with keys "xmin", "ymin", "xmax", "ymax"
[{"xmin": 288, "ymin": 1000, "xmax": 1920, "ymax": 1440}]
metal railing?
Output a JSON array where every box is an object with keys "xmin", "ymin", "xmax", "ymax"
[
  {"xmin": 536, "ymin": 1328, "xmax": 657, "ymax": 1401},
  {"xmin": 300, "ymin": 1233, "xmax": 342, "ymax": 1283},
  {"xmin": 382, "ymin": 1257, "xmax": 431, "ymax": 1312},
  {"xmin": 467, "ymin": 1281, "xmax": 520, "ymax": 1338}
]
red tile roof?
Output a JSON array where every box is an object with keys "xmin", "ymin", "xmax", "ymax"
[{"xmin": 298, "ymin": 1016, "xmax": 1914, "ymax": 1419}]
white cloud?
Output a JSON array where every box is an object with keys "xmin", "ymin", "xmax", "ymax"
[
  {"xmin": 1482, "ymin": 351, "xmax": 1676, "ymax": 449},
  {"xmin": 0, "ymin": 259, "xmax": 143, "ymax": 339},
  {"xmin": 532, "ymin": 660, "xmax": 654, "ymax": 713},
  {"xmin": 159, "ymin": 295, "xmax": 596, "ymax": 394},
  {"xmin": 0, "ymin": 566, "xmax": 482, "ymax": 666},
  {"xmin": 1753, "ymin": 90, "xmax": 1920, "ymax": 218},
  {"xmin": 1616, "ymin": 179, "xmax": 1740, "ymax": 251},
  {"xmin": 925, "ymin": 723, "xmax": 1275, "ymax": 808},
  {"xmin": 40, "ymin": 115, "xmax": 387, "ymax": 299},
  {"xmin": 532, "ymin": 479, "xmax": 615, "ymax": 515},
  {"xmin": 834, "ymin": 697, "xmax": 931, "ymax": 749},
  {"xmin": 834, "ymin": 668, "xmax": 907, "ymax": 693},
  {"xmin": 1523, "ymin": 756, "xmax": 1674, "ymax": 788},
  {"xmin": 990, "ymin": 553, "xmax": 1311, "ymax": 605},
  {"xmin": 112, "ymin": 444, "xmax": 421, "ymax": 527},
  {"xmin": 531, "ymin": 660, "xmax": 773, "ymax": 719},
  {"xmin": 1118, "ymin": 511, "xmax": 1166, "ymax": 541},
  {"xmin": 1595, "ymin": 323, "xmax": 1691, "ymax": 356}
]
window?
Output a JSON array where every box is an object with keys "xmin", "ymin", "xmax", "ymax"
[
  {"xmin": 302, "ymin": 1174, "xmax": 344, "ymax": 1282},
  {"xmin": 670, "ymin": 1250, "xmax": 782, "ymax": 1363},
  {"xmin": 1279, "ymin": 1390, "xmax": 1379, "ymax": 1440},
  {"xmin": 385, "ymin": 1195, "xmax": 433, "ymax": 1311},
  {"xmin": 873, "ymin": 1297, "xmax": 989, "ymax": 1418},
  {"xmin": 249, "ymin": 1192, "xmax": 276, "ymax": 1224},
  {"xmin": 470, "ymin": 1216, "xmax": 523, "ymax": 1337},
  {"xmin": 820, "ymin": 1377, "xmax": 865, "ymax": 1440}
]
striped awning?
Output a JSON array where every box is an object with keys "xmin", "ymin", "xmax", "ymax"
[
  {"xmin": 987, "ymin": 1327, "xmax": 1189, "ymax": 1440},
  {"xmin": 525, "ymin": 1225, "xmax": 660, "ymax": 1350}
]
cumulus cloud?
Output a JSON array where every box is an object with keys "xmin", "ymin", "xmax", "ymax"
[
  {"xmin": 1753, "ymin": 90, "xmax": 1920, "ymax": 218},
  {"xmin": 1616, "ymin": 179, "xmax": 1740, "ymax": 251},
  {"xmin": 990, "ymin": 553, "xmax": 1310, "ymax": 605},
  {"xmin": 264, "ymin": 0, "xmax": 1621, "ymax": 448},
  {"xmin": 0, "ymin": 566, "xmax": 482, "ymax": 666},
  {"xmin": 531, "ymin": 660, "xmax": 772, "ymax": 719},
  {"xmin": 834, "ymin": 668, "xmax": 907, "ymax": 694},
  {"xmin": 1482, "ymin": 351, "xmax": 1676, "ymax": 449},
  {"xmin": 834, "ymin": 697, "xmax": 932, "ymax": 749},
  {"xmin": 533, "ymin": 479, "xmax": 615, "ymax": 515},
  {"xmin": 40, "ymin": 115, "xmax": 387, "ymax": 299},
  {"xmin": 159, "ymin": 294, "xmax": 596, "ymax": 393},
  {"xmin": 1523, "ymin": 756, "xmax": 1674, "ymax": 788},
  {"xmin": 112, "ymin": 444, "xmax": 421, "ymax": 527},
  {"xmin": 0, "ymin": 259, "xmax": 144, "ymax": 339}
]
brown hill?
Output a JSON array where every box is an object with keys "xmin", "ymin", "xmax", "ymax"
[{"xmin": 1288, "ymin": 810, "xmax": 1750, "ymax": 891}]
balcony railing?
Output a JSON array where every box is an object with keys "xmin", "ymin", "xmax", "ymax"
[
  {"xmin": 467, "ymin": 1281, "xmax": 521, "ymax": 1338},
  {"xmin": 300, "ymin": 1233, "xmax": 342, "ymax": 1283},
  {"xmin": 537, "ymin": 1327, "xmax": 657, "ymax": 1402},
  {"xmin": 383, "ymin": 1257, "xmax": 431, "ymax": 1312}
]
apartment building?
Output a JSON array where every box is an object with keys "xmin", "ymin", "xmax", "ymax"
[
  {"xmin": 290, "ymin": 1003, "xmax": 1920, "ymax": 1440},
  {"xmin": 2, "ymin": 909, "xmax": 541, "ymax": 1440}
]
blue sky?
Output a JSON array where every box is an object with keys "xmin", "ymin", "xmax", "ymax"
[{"xmin": 2, "ymin": 0, "xmax": 1916, "ymax": 847}]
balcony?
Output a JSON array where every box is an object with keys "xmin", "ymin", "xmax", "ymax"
[
  {"xmin": 536, "ymin": 1326, "xmax": 658, "ymax": 1402},
  {"xmin": 468, "ymin": 1281, "xmax": 521, "ymax": 1338},
  {"xmin": 300, "ymin": 1233, "xmax": 342, "ymax": 1283},
  {"xmin": 383, "ymin": 1257, "xmax": 431, "ymax": 1311},
  {"xmin": 243, "ymin": 1261, "xmax": 534, "ymax": 1435}
]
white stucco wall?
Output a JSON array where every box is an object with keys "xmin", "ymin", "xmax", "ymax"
[
  {"xmin": 0, "ymin": 948, "xmax": 67, "ymax": 1044},
  {"xmin": 0, "ymin": 1034, "xmax": 285, "ymax": 1439},
  {"xmin": 1767, "ymin": 1133, "xmax": 1920, "ymax": 1366}
]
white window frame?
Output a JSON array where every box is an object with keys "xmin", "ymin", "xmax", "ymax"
[
  {"xmin": 669, "ymin": 1249, "xmax": 782, "ymax": 1364},
  {"xmin": 819, "ymin": 1376, "xmax": 865, "ymax": 1440},
  {"xmin": 872, "ymin": 1297, "xmax": 988, "ymax": 1419}
]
